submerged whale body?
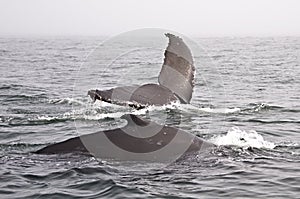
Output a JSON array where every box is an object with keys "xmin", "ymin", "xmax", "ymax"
[
  {"xmin": 35, "ymin": 114, "xmax": 213, "ymax": 161},
  {"xmin": 88, "ymin": 33, "xmax": 195, "ymax": 109}
]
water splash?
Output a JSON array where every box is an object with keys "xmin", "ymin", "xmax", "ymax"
[
  {"xmin": 48, "ymin": 97, "xmax": 87, "ymax": 106},
  {"xmin": 211, "ymin": 127, "xmax": 276, "ymax": 149}
]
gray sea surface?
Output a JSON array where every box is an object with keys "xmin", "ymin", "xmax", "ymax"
[{"xmin": 0, "ymin": 36, "xmax": 299, "ymax": 198}]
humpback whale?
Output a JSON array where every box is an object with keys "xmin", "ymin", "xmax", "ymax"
[
  {"xmin": 35, "ymin": 114, "xmax": 213, "ymax": 161},
  {"xmin": 35, "ymin": 33, "xmax": 208, "ymax": 161},
  {"xmin": 88, "ymin": 33, "xmax": 195, "ymax": 109}
]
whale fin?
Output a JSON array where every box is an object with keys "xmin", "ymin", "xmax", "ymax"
[
  {"xmin": 158, "ymin": 33, "xmax": 195, "ymax": 103},
  {"xmin": 34, "ymin": 136, "xmax": 88, "ymax": 154},
  {"xmin": 88, "ymin": 83, "xmax": 178, "ymax": 109}
]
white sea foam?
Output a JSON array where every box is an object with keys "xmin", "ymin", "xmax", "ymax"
[
  {"xmin": 34, "ymin": 112, "xmax": 79, "ymax": 121},
  {"xmin": 82, "ymin": 112, "xmax": 129, "ymax": 120},
  {"xmin": 199, "ymin": 107, "xmax": 241, "ymax": 114},
  {"xmin": 34, "ymin": 115, "xmax": 58, "ymax": 121},
  {"xmin": 39, "ymin": 99, "xmax": 244, "ymax": 123},
  {"xmin": 210, "ymin": 127, "xmax": 276, "ymax": 149},
  {"xmin": 49, "ymin": 97, "xmax": 87, "ymax": 106},
  {"xmin": 176, "ymin": 103, "xmax": 241, "ymax": 114}
]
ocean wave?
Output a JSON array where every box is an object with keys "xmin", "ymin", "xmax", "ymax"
[
  {"xmin": 244, "ymin": 119, "xmax": 300, "ymax": 124},
  {"xmin": 1, "ymin": 94, "xmax": 47, "ymax": 101},
  {"xmin": 177, "ymin": 102, "xmax": 292, "ymax": 115},
  {"xmin": 48, "ymin": 97, "xmax": 87, "ymax": 106},
  {"xmin": 176, "ymin": 103, "xmax": 241, "ymax": 114},
  {"xmin": 33, "ymin": 103, "xmax": 178, "ymax": 122},
  {"xmin": 48, "ymin": 97, "xmax": 244, "ymax": 117},
  {"xmin": 6, "ymin": 101, "xmax": 244, "ymax": 126},
  {"xmin": 245, "ymin": 103, "xmax": 283, "ymax": 112}
]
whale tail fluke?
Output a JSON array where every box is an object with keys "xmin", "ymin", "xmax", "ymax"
[
  {"xmin": 87, "ymin": 33, "xmax": 195, "ymax": 108},
  {"xmin": 158, "ymin": 33, "xmax": 195, "ymax": 104}
]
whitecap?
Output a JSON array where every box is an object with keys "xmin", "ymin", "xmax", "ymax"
[{"xmin": 210, "ymin": 127, "xmax": 276, "ymax": 149}]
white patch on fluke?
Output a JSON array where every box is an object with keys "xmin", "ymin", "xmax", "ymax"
[{"xmin": 211, "ymin": 127, "xmax": 276, "ymax": 149}]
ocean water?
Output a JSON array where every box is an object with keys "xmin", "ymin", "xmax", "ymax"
[{"xmin": 0, "ymin": 35, "xmax": 299, "ymax": 198}]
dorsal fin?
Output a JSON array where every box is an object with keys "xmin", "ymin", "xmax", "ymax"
[{"xmin": 158, "ymin": 33, "xmax": 195, "ymax": 103}]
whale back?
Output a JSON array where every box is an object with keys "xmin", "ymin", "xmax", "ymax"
[{"xmin": 35, "ymin": 114, "xmax": 214, "ymax": 162}]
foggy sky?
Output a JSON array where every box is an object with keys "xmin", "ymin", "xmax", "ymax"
[{"xmin": 0, "ymin": 0, "xmax": 299, "ymax": 36}]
